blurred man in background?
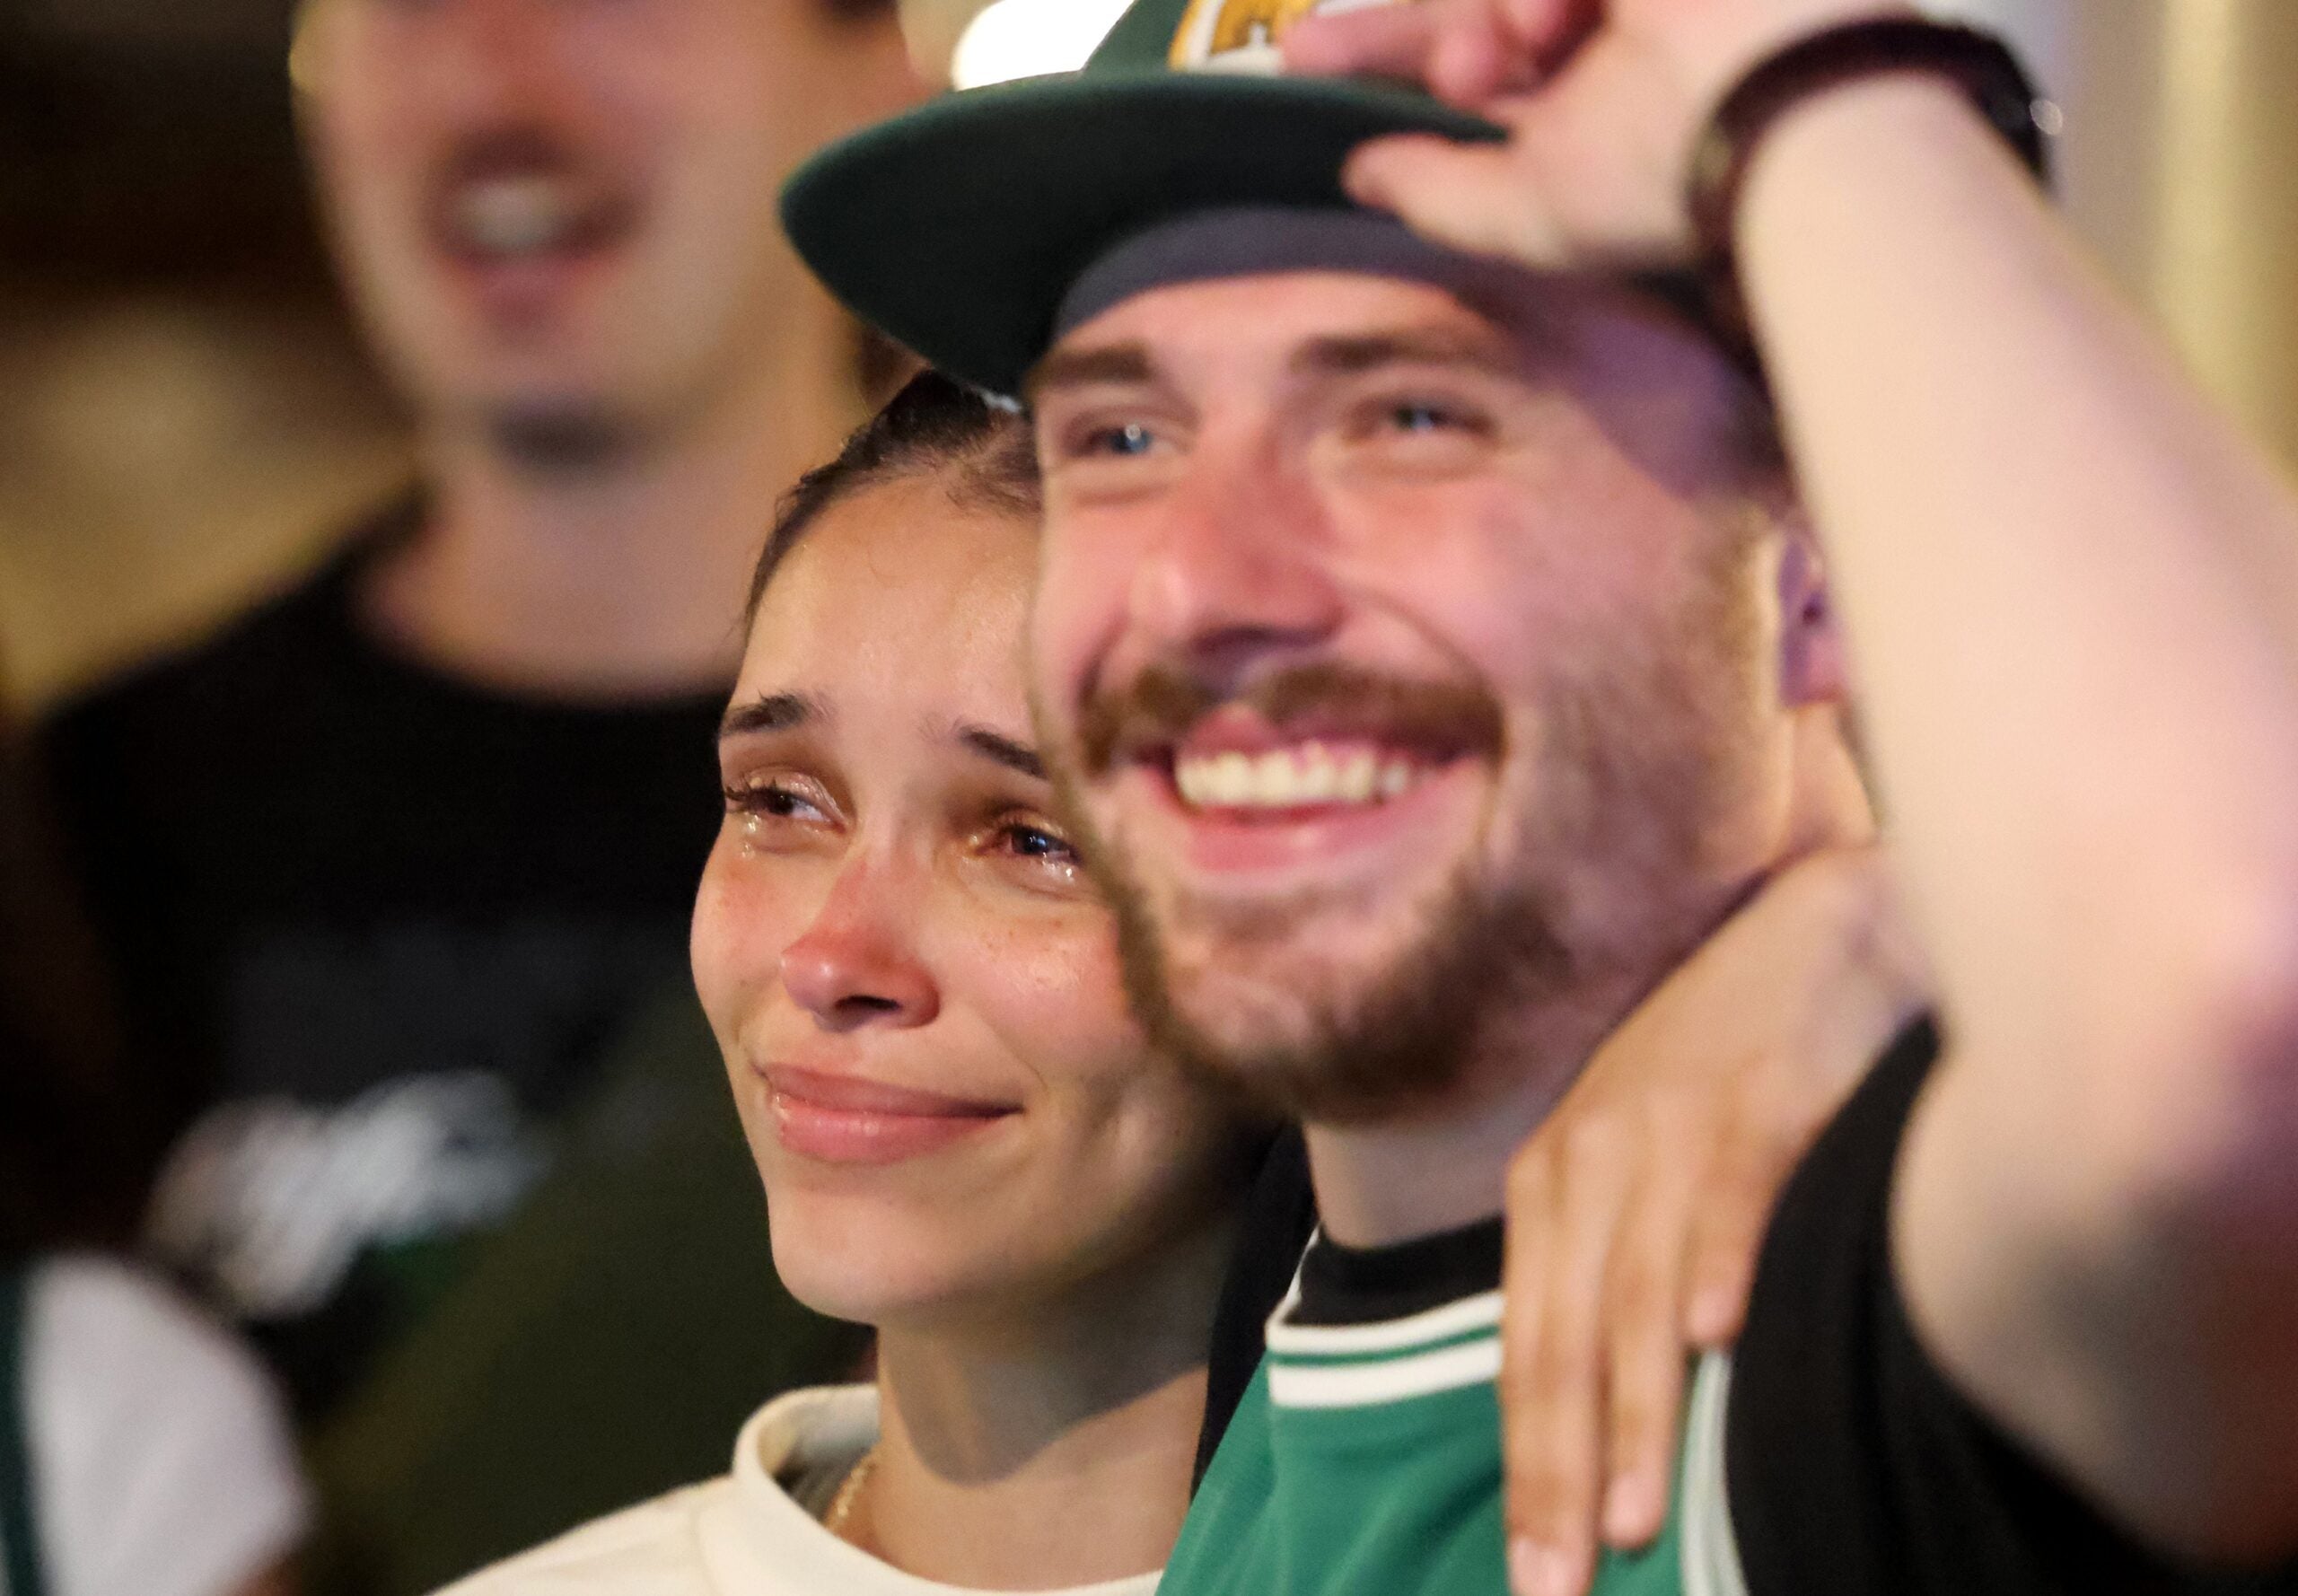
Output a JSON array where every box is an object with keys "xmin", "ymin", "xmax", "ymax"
[{"xmin": 36, "ymin": 0, "xmax": 915, "ymax": 1587}]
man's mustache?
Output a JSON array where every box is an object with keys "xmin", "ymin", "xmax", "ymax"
[{"xmin": 1075, "ymin": 661, "xmax": 1504, "ymax": 776}]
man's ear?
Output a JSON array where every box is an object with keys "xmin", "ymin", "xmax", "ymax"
[{"xmin": 1776, "ymin": 526, "xmax": 1849, "ymax": 708}]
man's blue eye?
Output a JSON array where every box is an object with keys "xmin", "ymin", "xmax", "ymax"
[
  {"xmin": 1094, "ymin": 423, "xmax": 1154, "ymax": 456},
  {"xmin": 1392, "ymin": 404, "xmax": 1452, "ymax": 432}
]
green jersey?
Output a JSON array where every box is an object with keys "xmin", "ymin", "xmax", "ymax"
[
  {"xmin": 1162, "ymin": 1225, "xmax": 1743, "ymax": 1596},
  {"xmin": 1177, "ymin": 1038, "xmax": 2297, "ymax": 1596}
]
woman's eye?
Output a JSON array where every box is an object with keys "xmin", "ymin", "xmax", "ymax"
[
  {"xmin": 1005, "ymin": 823, "xmax": 1074, "ymax": 860},
  {"xmin": 722, "ymin": 778, "xmax": 826, "ymax": 823},
  {"xmin": 993, "ymin": 820, "xmax": 1083, "ymax": 881}
]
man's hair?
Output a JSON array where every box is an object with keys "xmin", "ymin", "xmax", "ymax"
[{"xmin": 746, "ymin": 369, "xmax": 1039, "ymax": 621}]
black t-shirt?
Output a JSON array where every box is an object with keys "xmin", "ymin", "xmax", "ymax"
[
  {"xmin": 1198, "ymin": 1026, "xmax": 2298, "ymax": 1591},
  {"xmin": 1289, "ymin": 1209, "xmax": 1503, "ymax": 1328},
  {"xmin": 39, "ymin": 507, "xmax": 728, "ymax": 1420}
]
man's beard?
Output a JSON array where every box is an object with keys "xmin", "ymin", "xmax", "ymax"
[
  {"xmin": 485, "ymin": 402, "xmax": 638, "ymax": 475},
  {"xmin": 417, "ymin": 125, "xmax": 653, "ymax": 477},
  {"xmin": 1053, "ymin": 523, "xmax": 1769, "ymax": 1128},
  {"xmin": 1099, "ymin": 840, "xmax": 1574, "ymax": 1125}
]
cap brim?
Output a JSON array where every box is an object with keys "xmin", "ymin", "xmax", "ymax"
[{"xmin": 783, "ymin": 71, "xmax": 1502, "ymax": 398}]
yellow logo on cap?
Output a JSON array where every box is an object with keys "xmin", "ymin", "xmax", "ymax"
[{"xmin": 1169, "ymin": 0, "xmax": 1400, "ymax": 74}]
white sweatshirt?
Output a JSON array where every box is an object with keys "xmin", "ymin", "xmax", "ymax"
[{"xmin": 438, "ymin": 1385, "xmax": 1162, "ymax": 1596}]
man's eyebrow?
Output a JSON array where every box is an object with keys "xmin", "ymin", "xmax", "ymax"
[
  {"xmin": 1291, "ymin": 325, "xmax": 1529, "ymax": 381},
  {"xmin": 719, "ymin": 692, "xmax": 823, "ymax": 740},
  {"xmin": 955, "ymin": 723, "xmax": 1046, "ymax": 780},
  {"xmin": 1023, "ymin": 342, "xmax": 1157, "ymax": 406}
]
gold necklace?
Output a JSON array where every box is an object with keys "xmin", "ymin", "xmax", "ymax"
[{"xmin": 824, "ymin": 1446, "xmax": 880, "ymax": 1543}]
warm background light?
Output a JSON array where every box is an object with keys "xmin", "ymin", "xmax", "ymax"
[
  {"xmin": 950, "ymin": 0, "xmax": 1129, "ymax": 88},
  {"xmin": 0, "ymin": 0, "xmax": 2290, "ymax": 706}
]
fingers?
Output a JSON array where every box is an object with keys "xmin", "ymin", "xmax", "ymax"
[
  {"xmin": 1505, "ymin": 0, "xmax": 1602, "ymax": 75},
  {"xmin": 1595, "ymin": 1107, "xmax": 1703, "ymax": 1550},
  {"xmin": 1503, "ymin": 1144, "xmax": 1591, "ymax": 1596},
  {"xmin": 1343, "ymin": 134, "xmax": 1573, "ymax": 267},
  {"xmin": 1601, "ymin": 1305, "xmax": 1687, "ymax": 1549},
  {"xmin": 1284, "ymin": 0, "xmax": 1589, "ymax": 87},
  {"xmin": 1501, "ymin": 1116, "xmax": 1635, "ymax": 1596},
  {"xmin": 1680, "ymin": 1111, "xmax": 1795, "ymax": 1346},
  {"xmin": 1491, "ymin": 840, "xmax": 1931, "ymax": 1594},
  {"xmin": 1281, "ymin": 0, "xmax": 1442, "ymax": 81},
  {"xmin": 1428, "ymin": 13, "xmax": 1523, "ymax": 104}
]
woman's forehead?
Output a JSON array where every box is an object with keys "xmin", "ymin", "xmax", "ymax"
[{"xmin": 740, "ymin": 477, "xmax": 1038, "ymax": 731}]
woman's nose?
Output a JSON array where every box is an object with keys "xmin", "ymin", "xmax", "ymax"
[{"xmin": 778, "ymin": 862, "xmax": 941, "ymax": 1030}]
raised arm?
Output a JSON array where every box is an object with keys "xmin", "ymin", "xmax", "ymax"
[
  {"xmin": 1733, "ymin": 69, "xmax": 2298, "ymax": 1564},
  {"xmin": 1292, "ymin": 0, "xmax": 2298, "ymax": 1563}
]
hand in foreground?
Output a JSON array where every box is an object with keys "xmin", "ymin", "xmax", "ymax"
[
  {"xmin": 1284, "ymin": 0, "xmax": 1909, "ymax": 267},
  {"xmin": 1500, "ymin": 845, "xmax": 1927, "ymax": 1596}
]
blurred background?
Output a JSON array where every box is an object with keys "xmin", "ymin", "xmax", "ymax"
[
  {"xmin": 0, "ymin": 3, "xmax": 2291, "ymax": 1595},
  {"xmin": 0, "ymin": 0, "xmax": 2292, "ymax": 707}
]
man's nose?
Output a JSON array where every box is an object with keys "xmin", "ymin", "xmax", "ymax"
[
  {"xmin": 1126, "ymin": 448, "xmax": 1347, "ymax": 682},
  {"xmin": 778, "ymin": 857, "xmax": 942, "ymax": 1033}
]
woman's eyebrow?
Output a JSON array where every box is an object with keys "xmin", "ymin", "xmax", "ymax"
[
  {"xmin": 720, "ymin": 691, "xmax": 824, "ymax": 740},
  {"xmin": 954, "ymin": 723, "xmax": 1045, "ymax": 780}
]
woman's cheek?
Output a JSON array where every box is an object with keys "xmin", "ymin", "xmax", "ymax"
[
  {"xmin": 692, "ymin": 839, "xmax": 810, "ymax": 1052},
  {"xmin": 968, "ymin": 921, "xmax": 1145, "ymax": 1090},
  {"xmin": 689, "ymin": 841, "xmax": 751, "ymax": 1048}
]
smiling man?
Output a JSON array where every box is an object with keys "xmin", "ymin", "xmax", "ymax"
[
  {"xmin": 1028, "ymin": 267, "xmax": 1809, "ymax": 1171},
  {"xmin": 46, "ymin": 0, "xmax": 907, "ymax": 1371},
  {"xmin": 783, "ymin": 0, "xmax": 2298, "ymax": 1593}
]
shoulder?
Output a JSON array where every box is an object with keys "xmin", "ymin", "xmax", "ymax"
[
  {"xmin": 22, "ymin": 1254, "xmax": 308, "ymax": 1596},
  {"xmin": 436, "ymin": 1482, "xmax": 728, "ymax": 1596},
  {"xmin": 438, "ymin": 1385, "xmax": 874, "ymax": 1596},
  {"xmin": 436, "ymin": 1382, "xmax": 875, "ymax": 1596}
]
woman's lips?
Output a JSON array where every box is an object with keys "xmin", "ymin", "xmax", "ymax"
[{"xmin": 761, "ymin": 1065, "xmax": 1015, "ymax": 1166}]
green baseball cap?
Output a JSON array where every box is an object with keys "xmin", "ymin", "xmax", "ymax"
[{"xmin": 782, "ymin": 0, "xmax": 1508, "ymax": 399}]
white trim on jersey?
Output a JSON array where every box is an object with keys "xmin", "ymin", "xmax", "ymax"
[
  {"xmin": 1263, "ymin": 1290, "xmax": 1504, "ymax": 1358},
  {"xmin": 1267, "ymin": 1335, "xmax": 1503, "ymax": 1408},
  {"xmin": 1259, "ymin": 1234, "xmax": 1507, "ymax": 1409},
  {"xmin": 1679, "ymin": 1352, "xmax": 1753, "ymax": 1596}
]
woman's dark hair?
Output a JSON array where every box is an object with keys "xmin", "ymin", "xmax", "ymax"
[{"xmin": 746, "ymin": 369, "xmax": 1039, "ymax": 622}]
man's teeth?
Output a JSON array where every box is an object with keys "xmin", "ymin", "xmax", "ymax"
[
  {"xmin": 455, "ymin": 177, "xmax": 581, "ymax": 257},
  {"xmin": 1172, "ymin": 742, "xmax": 1424, "ymax": 811}
]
